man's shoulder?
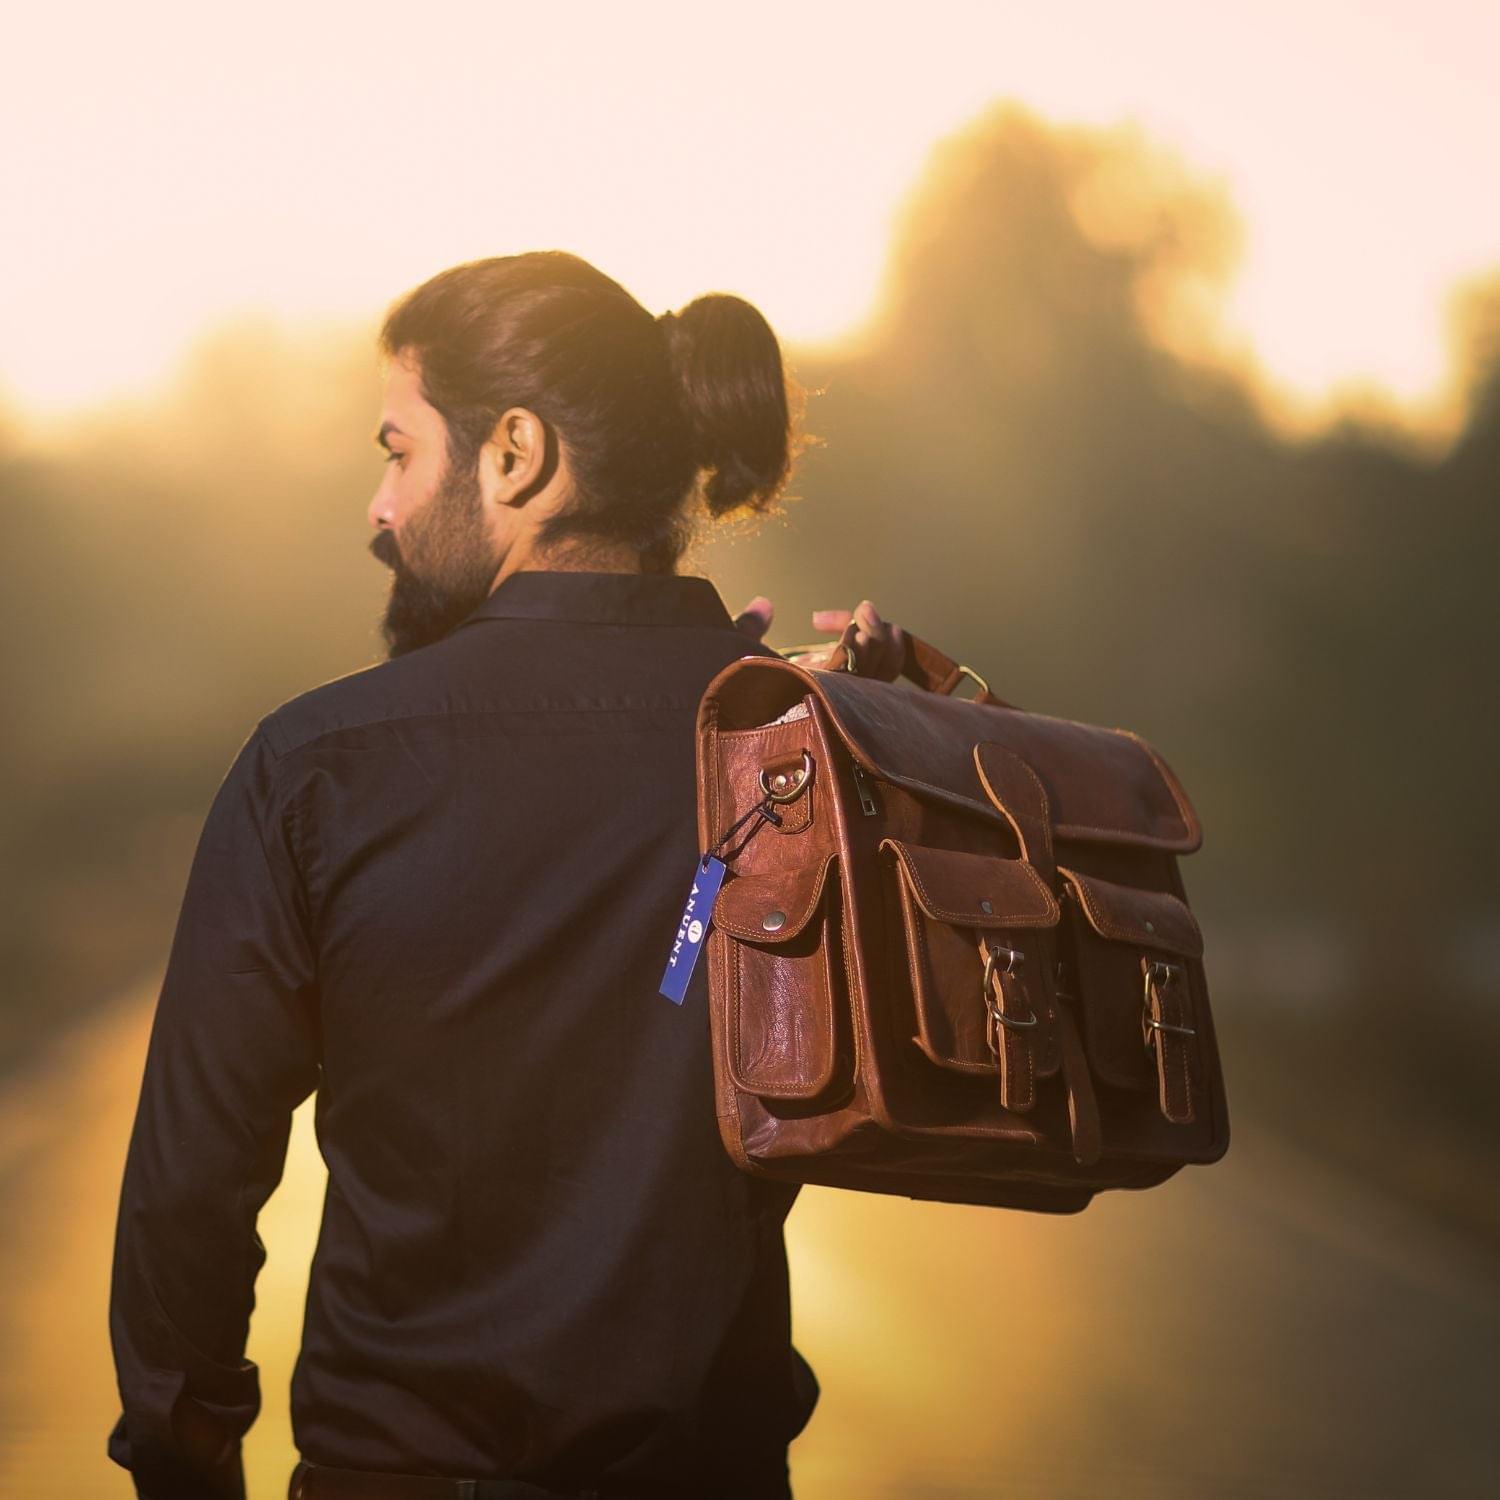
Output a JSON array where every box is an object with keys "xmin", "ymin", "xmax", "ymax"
[
  {"xmin": 255, "ymin": 627, "xmax": 787, "ymax": 760},
  {"xmin": 254, "ymin": 635, "xmax": 470, "ymax": 759}
]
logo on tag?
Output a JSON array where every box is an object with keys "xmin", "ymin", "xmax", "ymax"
[{"xmin": 659, "ymin": 855, "xmax": 727, "ymax": 1005}]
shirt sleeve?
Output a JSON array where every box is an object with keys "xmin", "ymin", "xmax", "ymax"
[{"xmin": 107, "ymin": 724, "xmax": 321, "ymax": 1500}]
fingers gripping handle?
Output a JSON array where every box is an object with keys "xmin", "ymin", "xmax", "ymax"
[{"xmin": 813, "ymin": 625, "xmax": 1016, "ymax": 708}]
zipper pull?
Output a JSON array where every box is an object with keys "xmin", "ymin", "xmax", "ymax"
[{"xmin": 850, "ymin": 761, "xmax": 879, "ymax": 817}]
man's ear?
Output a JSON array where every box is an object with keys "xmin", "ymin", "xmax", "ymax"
[{"xmin": 479, "ymin": 407, "xmax": 548, "ymax": 507}]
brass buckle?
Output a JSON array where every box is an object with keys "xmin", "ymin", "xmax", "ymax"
[
  {"xmin": 758, "ymin": 750, "xmax": 813, "ymax": 803},
  {"xmin": 1142, "ymin": 959, "xmax": 1196, "ymax": 1049},
  {"xmin": 948, "ymin": 663, "xmax": 991, "ymax": 699},
  {"xmin": 775, "ymin": 641, "xmax": 859, "ymax": 673}
]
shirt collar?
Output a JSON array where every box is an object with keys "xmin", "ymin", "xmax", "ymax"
[{"xmin": 458, "ymin": 568, "xmax": 738, "ymax": 631}]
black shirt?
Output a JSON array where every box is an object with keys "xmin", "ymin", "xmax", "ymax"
[{"xmin": 107, "ymin": 568, "xmax": 818, "ymax": 1500}]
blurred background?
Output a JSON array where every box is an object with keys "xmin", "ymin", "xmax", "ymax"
[{"xmin": 2, "ymin": 2, "xmax": 1497, "ymax": 1496}]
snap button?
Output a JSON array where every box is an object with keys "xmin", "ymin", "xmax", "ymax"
[
  {"xmin": 762, "ymin": 910, "xmax": 786, "ymax": 933},
  {"xmin": 980, "ymin": 899, "xmax": 994, "ymax": 914}
]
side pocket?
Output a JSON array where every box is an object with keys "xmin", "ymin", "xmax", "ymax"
[
  {"xmin": 879, "ymin": 838, "xmax": 1061, "ymax": 1111},
  {"xmin": 1057, "ymin": 865, "xmax": 1204, "ymax": 1124},
  {"xmin": 713, "ymin": 851, "xmax": 852, "ymax": 1106}
]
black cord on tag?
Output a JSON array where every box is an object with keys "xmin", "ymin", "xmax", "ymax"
[{"xmin": 705, "ymin": 796, "xmax": 782, "ymax": 866}]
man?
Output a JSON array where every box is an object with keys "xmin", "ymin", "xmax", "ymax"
[{"xmin": 107, "ymin": 257, "xmax": 903, "ymax": 1500}]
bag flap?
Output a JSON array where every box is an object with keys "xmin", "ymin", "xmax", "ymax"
[
  {"xmin": 880, "ymin": 839, "xmax": 1058, "ymax": 927},
  {"xmin": 698, "ymin": 656, "xmax": 1201, "ymax": 852},
  {"xmin": 713, "ymin": 852, "xmax": 836, "ymax": 943},
  {"xmin": 1058, "ymin": 866, "xmax": 1203, "ymax": 957}
]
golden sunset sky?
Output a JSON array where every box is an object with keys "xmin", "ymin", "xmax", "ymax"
[{"xmin": 4, "ymin": 0, "xmax": 1496, "ymax": 436}]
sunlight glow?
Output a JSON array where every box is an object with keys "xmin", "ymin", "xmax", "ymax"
[{"xmin": 3, "ymin": 0, "xmax": 1496, "ymax": 442}]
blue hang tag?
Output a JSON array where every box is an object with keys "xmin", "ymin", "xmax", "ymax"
[{"xmin": 659, "ymin": 854, "xmax": 728, "ymax": 1004}]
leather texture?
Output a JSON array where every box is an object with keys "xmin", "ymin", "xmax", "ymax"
[{"xmin": 694, "ymin": 630, "xmax": 1230, "ymax": 1212}]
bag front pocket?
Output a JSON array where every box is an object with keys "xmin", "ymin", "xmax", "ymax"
[
  {"xmin": 880, "ymin": 838, "xmax": 1061, "ymax": 1112},
  {"xmin": 712, "ymin": 851, "xmax": 852, "ymax": 1106},
  {"xmin": 1057, "ymin": 865, "xmax": 1203, "ymax": 1124}
]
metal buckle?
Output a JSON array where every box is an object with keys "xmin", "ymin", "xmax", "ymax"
[
  {"xmin": 982, "ymin": 943, "xmax": 1036, "ymax": 1053},
  {"xmin": 983, "ymin": 943, "xmax": 1024, "ymax": 986},
  {"xmin": 1142, "ymin": 959, "xmax": 1196, "ymax": 1049},
  {"xmin": 774, "ymin": 641, "xmax": 859, "ymax": 673},
  {"xmin": 948, "ymin": 663, "xmax": 991, "ymax": 699},
  {"xmin": 758, "ymin": 750, "xmax": 813, "ymax": 802}
]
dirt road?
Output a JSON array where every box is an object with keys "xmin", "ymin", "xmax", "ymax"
[{"xmin": 2, "ymin": 982, "xmax": 1495, "ymax": 1498}]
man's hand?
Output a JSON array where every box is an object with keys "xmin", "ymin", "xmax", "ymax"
[
  {"xmin": 807, "ymin": 600, "xmax": 906, "ymax": 681},
  {"xmin": 733, "ymin": 596, "xmax": 906, "ymax": 682},
  {"xmin": 732, "ymin": 595, "xmax": 775, "ymax": 642}
]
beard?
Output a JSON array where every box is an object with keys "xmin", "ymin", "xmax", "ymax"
[{"xmin": 369, "ymin": 456, "xmax": 500, "ymax": 659}]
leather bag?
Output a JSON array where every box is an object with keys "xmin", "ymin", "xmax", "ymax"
[{"xmin": 693, "ymin": 629, "xmax": 1230, "ymax": 1213}]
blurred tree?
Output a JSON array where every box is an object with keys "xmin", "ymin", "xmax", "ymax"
[{"xmin": 3, "ymin": 100, "xmax": 1495, "ymax": 1239}]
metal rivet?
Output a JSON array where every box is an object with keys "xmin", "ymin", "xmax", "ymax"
[
  {"xmin": 980, "ymin": 899, "xmax": 994, "ymax": 914},
  {"xmin": 762, "ymin": 910, "xmax": 786, "ymax": 933},
  {"xmin": 773, "ymin": 773, "xmax": 789, "ymax": 789},
  {"xmin": 1144, "ymin": 920, "xmax": 1155, "ymax": 933}
]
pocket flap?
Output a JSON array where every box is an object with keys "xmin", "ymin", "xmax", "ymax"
[
  {"xmin": 1059, "ymin": 867, "xmax": 1202, "ymax": 956},
  {"xmin": 714, "ymin": 852, "xmax": 837, "ymax": 943},
  {"xmin": 881, "ymin": 839, "xmax": 1059, "ymax": 927}
]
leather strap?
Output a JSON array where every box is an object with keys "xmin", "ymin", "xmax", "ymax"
[
  {"xmin": 1054, "ymin": 1002, "xmax": 1102, "ymax": 1166},
  {"xmin": 985, "ymin": 954, "xmax": 1037, "ymax": 1113},
  {"xmin": 1142, "ymin": 958, "xmax": 1196, "ymax": 1124},
  {"xmin": 968, "ymin": 743, "xmax": 1066, "ymax": 1115},
  {"xmin": 972, "ymin": 743, "xmax": 1055, "ymax": 886},
  {"xmin": 820, "ymin": 626, "xmax": 1020, "ymax": 709},
  {"xmin": 972, "ymin": 741, "xmax": 1105, "ymax": 1160}
]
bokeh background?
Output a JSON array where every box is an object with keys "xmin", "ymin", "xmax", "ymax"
[{"xmin": 3, "ymin": 3, "xmax": 1497, "ymax": 1496}]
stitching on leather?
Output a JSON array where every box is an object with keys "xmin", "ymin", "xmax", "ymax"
[
  {"xmin": 1057, "ymin": 865, "xmax": 1200, "ymax": 952},
  {"xmin": 715, "ymin": 852, "xmax": 835, "ymax": 941},
  {"xmin": 1059, "ymin": 903, "xmax": 1147, "ymax": 1091},
  {"xmin": 842, "ymin": 860, "xmax": 864, "ymax": 1085},
  {"xmin": 1142, "ymin": 956, "xmax": 1194, "ymax": 1123},
  {"xmin": 973, "ymin": 743, "xmax": 1053, "ymax": 865},
  {"xmin": 1178, "ymin": 973, "xmax": 1199, "ymax": 1122},
  {"xmin": 818, "ymin": 877, "xmax": 842, "ymax": 1089},
  {"xmin": 1003, "ymin": 971, "xmax": 1035, "ymax": 1109},
  {"xmin": 900, "ymin": 879, "xmax": 934, "ymax": 1040},
  {"xmin": 1010, "ymin": 753, "xmax": 1054, "ymax": 849},
  {"xmin": 1111, "ymin": 728, "xmax": 1198, "ymax": 843},
  {"xmin": 729, "ymin": 880, "xmax": 837, "ymax": 1099},
  {"xmin": 884, "ymin": 840, "xmax": 1057, "ymax": 926},
  {"xmin": 810, "ymin": 685, "xmax": 1197, "ymax": 847},
  {"xmin": 897, "ymin": 872, "xmax": 990, "ymax": 1075},
  {"xmin": 704, "ymin": 706, "xmax": 769, "ymax": 1167},
  {"xmin": 1165, "ymin": 974, "xmax": 1194, "ymax": 1121},
  {"xmin": 730, "ymin": 919, "xmax": 745, "ymax": 1082},
  {"xmin": 717, "ymin": 720, "xmax": 815, "ymax": 743}
]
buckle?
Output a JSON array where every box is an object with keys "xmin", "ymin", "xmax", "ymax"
[
  {"xmin": 982, "ymin": 943, "xmax": 1037, "ymax": 1053},
  {"xmin": 758, "ymin": 750, "xmax": 813, "ymax": 802},
  {"xmin": 1141, "ymin": 959, "xmax": 1196, "ymax": 1049},
  {"xmin": 947, "ymin": 662, "xmax": 991, "ymax": 699}
]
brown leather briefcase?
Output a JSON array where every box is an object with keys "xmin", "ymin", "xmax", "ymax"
[{"xmin": 692, "ymin": 630, "xmax": 1229, "ymax": 1213}]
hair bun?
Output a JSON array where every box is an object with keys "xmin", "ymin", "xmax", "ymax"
[{"xmin": 655, "ymin": 293, "xmax": 800, "ymax": 519}]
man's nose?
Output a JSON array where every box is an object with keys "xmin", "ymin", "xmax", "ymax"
[{"xmin": 367, "ymin": 491, "xmax": 394, "ymax": 531}]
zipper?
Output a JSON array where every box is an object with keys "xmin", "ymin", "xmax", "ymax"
[{"xmin": 850, "ymin": 761, "xmax": 879, "ymax": 817}]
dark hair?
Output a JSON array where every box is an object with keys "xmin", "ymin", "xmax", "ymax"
[{"xmin": 378, "ymin": 251, "xmax": 811, "ymax": 574}]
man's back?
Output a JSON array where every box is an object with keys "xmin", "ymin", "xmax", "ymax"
[{"xmin": 108, "ymin": 569, "xmax": 817, "ymax": 1499}]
